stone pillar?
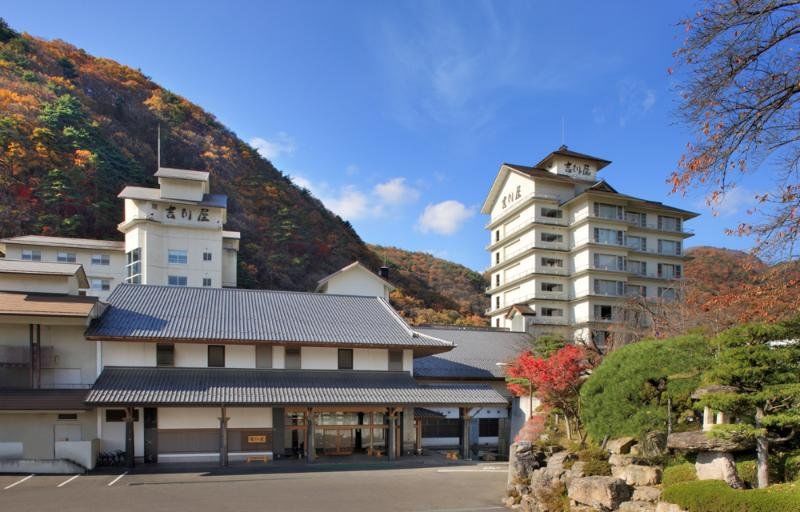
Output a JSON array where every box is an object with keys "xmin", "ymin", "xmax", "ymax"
[
  {"xmin": 305, "ymin": 409, "xmax": 315, "ymax": 464},
  {"xmin": 460, "ymin": 408, "xmax": 472, "ymax": 460},
  {"xmin": 703, "ymin": 406, "xmax": 714, "ymax": 432},
  {"xmin": 125, "ymin": 407, "xmax": 135, "ymax": 468},
  {"xmin": 219, "ymin": 406, "xmax": 229, "ymax": 467}
]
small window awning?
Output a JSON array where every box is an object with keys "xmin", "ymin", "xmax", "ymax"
[{"xmin": 86, "ymin": 367, "xmax": 509, "ymax": 408}]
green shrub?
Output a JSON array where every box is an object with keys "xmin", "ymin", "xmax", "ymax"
[
  {"xmin": 580, "ymin": 334, "xmax": 712, "ymax": 441},
  {"xmin": 577, "ymin": 446, "xmax": 611, "ymax": 476},
  {"xmin": 736, "ymin": 459, "xmax": 758, "ymax": 488},
  {"xmin": 662, "ymin": 480, "xmax": 800, "ymax": 512},
  {"xmin": 662, "ymin": 463, "xmax": 697, "ymax": 488},
  {"xmin": 786, "ymin": 452, "xmax": 800, "ymax": 481}
]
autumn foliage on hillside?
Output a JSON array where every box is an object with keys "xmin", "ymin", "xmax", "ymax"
[
  {"xmin": 668, "ymin": 246, "xmax": 800, "ymax": 335},
  {"xmin": 370, "ymin": 244, "xmax": 488, "ymax": 326},
  {"xmin": 0, "ymin": 20, "xmax": 486, "ymax": 324}
]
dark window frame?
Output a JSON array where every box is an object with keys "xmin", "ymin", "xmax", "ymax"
[
  {"xmin": 156, "ymin": 343, "xmax": 175, "ymax": 367},
  {"xmin": 208, "ymin": 345, "xmax": 225, "ymax": 368},
  {"xmin": 285, "ymin": 347, "xmax": 301, "ymax": 370},
  {"xmin": 479, "ymin": 418, "xmax": 500, "ymax": 437},
  {"xmin": 388, "ymin": 350, "xmax": 403, "ymax": 371},
  {"xmin": 337, "ymin": 348, "xmax": 354, "ymax": 370},
  {"xmin": 106, "ymin": 409, "xmax": 139, "ymax": 422}
]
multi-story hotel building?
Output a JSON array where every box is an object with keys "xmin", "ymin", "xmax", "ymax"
[{"xmin": 482, "ymin": 146, "xmax": 698, "ymax": 346}]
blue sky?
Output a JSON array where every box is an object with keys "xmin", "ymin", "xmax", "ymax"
[{"xmin": 5, "ymin": 1, "xmax": 765, "ymax": 270}]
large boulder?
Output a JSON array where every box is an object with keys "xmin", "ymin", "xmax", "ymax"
[
  {"xmin": 567, "ymin": 476, "xmax": 632, "ymax": 511},
  {"xmin": 655, "ymin": 503, "xmax": 688, "ymax": 512},
  {"xmin": 695, "ymin": 451, "xmax": 745, "ymax": 489},
  {"xmin": 507, "ymin": 442, "xmax": 546, "ymax": 488},
  {"xmin": 666, "ymin": 431, "xmax": 752, "ymax": 453},
  {"xmin": 619, "ymin": 502, "xmax": 656, "ymax": 512},
  {"xmin": 632, "ymin": 486, "xmax": 662, "ymax": 503},
  {"xmin": 614, "ymin": 464, "xmax": 662, "ymax": 486},
  {"xmin": 607, "ymin": 437, "xmax": 638, "ymax": 454}
]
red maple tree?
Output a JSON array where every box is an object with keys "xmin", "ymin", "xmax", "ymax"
[{"xmin": 506, "ymin": 345, "xmax": 589, "ymax": 441}]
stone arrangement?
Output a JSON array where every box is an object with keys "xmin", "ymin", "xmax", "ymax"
[{"xmin": 503, "ymin": 438, "xmax": 687, "ymax": 512}]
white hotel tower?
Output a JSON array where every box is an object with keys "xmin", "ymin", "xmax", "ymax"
[{"xmin": 481, "ymin": 146, "xmax": 697, "ymax": 346}]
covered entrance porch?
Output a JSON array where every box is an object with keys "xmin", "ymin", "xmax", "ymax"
[{"xmin": 86, "ymin": 367, "xmax": 508, "ymax": 468}]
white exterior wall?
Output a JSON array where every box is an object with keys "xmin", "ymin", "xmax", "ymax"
[
  {"xmin": 102, "ymin": 342, "xmax": 156, "ymax": 368},
  {"xmin": 0, "ymin": 274, "xmax": 78, "ymax": 295},
  {"xmin": 322, "ymin": 268, "xmax": 391, "ymax": 299},
  {"xmin": 272, "ymin": 346, "xmax": 285, "ymax": 369},
  {"xmin": 100, "ymin": 407, "xmax": 144, "ymax": 457},
  {"xmin": 300, "ymin": 347, "xmax": 338, "ymax": 370},
  {"xmin": 158, "ymin": 178, "xmax": 206, "ymax": 202},
  {"xmin": 226, "ymin": 345, "xmax": 255, "ymax": 368},
  {"xmin": 489, "ymin": 172, "xmax": 535, "ymax": 222},
  {"xmin": 174, "ymin": 344, "xmax": 207, "ymax": 367},
  {"xmin": 353, "ymin": 348, "xmax": 387, "ymax": 370}
]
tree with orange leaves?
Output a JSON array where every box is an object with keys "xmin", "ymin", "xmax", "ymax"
[{"xmin": 672, "ymin": 1, "xmax": 800, "ymax": 260}]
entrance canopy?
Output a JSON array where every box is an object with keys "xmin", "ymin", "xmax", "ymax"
[{"xmin": 86, "ymin": 367, "xmax": 508, "ymax": 407}]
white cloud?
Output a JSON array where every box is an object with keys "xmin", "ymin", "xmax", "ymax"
[
  {"xmin": 249, "ymin": 132, "xmax": 296, "ymax": 161},
  {"xmin": 617, "ymin": 79, "xmax": 656, "ymax": 127},
  {"xmin": 696, "ymin": 187, "xmax": 759, "ymax": 217},
  {"xmin": 417, "ymin": 200, "xmax": 475, "ymax": 235},
  {"xmin": 289, "ymin": 174, "xmax": 313, "ymax": 191},
  {"xmin": 374, "ymin": 177, "xmax": 420, "ymax": 205},
  {"xmin": 324, "ymin": 185, "xmax": 370, "ymax": 220}
]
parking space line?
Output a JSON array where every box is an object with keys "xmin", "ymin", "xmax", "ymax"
[
  {"xmin": 107, "ymin": 471, "xmax": 127, "ymax": 487},
  {"xmin": 3, "ymin": 474, "xmax": 33, "ymax": 490},
  {"xmin": 57, "ymin": 474, "xmax": 80, "ymax": 487}
]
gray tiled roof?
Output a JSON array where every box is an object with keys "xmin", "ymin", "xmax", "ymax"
[
  {"xmin": 413, "ymin": 327, "xmax": 531, "ymax": 379},
  {"xmin": 86, "ymin": 367, "xmax": 508, "ymax": 406},
  {"xmin": 86, "ymin": 284, "xmax": 452, "ymax": 352}
]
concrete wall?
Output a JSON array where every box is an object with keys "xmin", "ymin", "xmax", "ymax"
[
  {"xmin": 490, "ymin": 171, "xmax": 534, "ymax": 222},
  {"xmin": 158, "ymin": 407, "xmax": 272, "ymax": 430},
  {"xmin": 102, "ymin": 341, "xmax": 156, "ymax": 367},
  {"xmin": 0, "ymin": 411, "xmax": 97, "ymax": 459},
  {"xmin": 323, "ymin": 267, "xmax": 390, "ymax": 299},
  {"xmin": 99, "ymin": 407, "xmax": 144, "ymax": 457}
]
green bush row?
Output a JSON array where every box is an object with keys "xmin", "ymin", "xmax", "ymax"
[{"xmin": 662, "ymin": 480, "xmax": 800, "ymax": 512}]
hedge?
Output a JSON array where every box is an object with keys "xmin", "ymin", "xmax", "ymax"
[{"xmin": 662, "ymin": 480, "xmax": 800, "ymax": 512}]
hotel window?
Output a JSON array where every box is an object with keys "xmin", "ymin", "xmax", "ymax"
[
  {"xmin": 21, "ymin": 249, "xmax": 41, "ymax": 261},
  {"xmin": 479, "ymin": 418, "xmax": 500, "ymax": 437},
  {"xmin": 168, "ymin": 249, "xmax": 188, "ymax": 264},
  {"xmin": 106, "ymin": 409, "xmax": 139, "ymax": 422},
  {"xmin": 421, "ymin": 417, "xmax": 461, "ymax": 437},
  {"xmin": 625, "ymin": 211, "xmax": 646, "ymax": 227},
  {"xmin": 594, "ymin": 304, "xmax": 614, "ymax": 321},
  {"xmin": 541, "ymin": 207, "xmax": 563, "ymax": 219},
  {"xmin": 207, "ymin": 345, "xmax": 225, "ymax": 367},
  {"xmin": 625, "ymin": 284, "xmax": 647, "ymax": 297},
  {"xmin": 594, "ymin": 253, "xmax": 625, "ymax": 271},
  {"xmin": 495, "ymin": 318, "xmax": 501, "ymax": 328},
  {"xmin": 90, "ymin": 278, "xmax": 111, "ymax": 291},
  {"xmin": 256, "ymin": 345, "xmax": 272, "ymax": 369},
  {"xmin": 658, "ymin": 239, "xmax": 682, "ymax": 256},
  {"xmin": 495, "ymin": 252, "xmax": 500, "ymax": 265},
  {"xmin": 592, "ymin": 330, "xmax": 610, "ymax": 349},
  {"xmin": 57, "ymin": 252, "xmax": 76, "ymax": 263},
  {"xmin": 593, "ymin": 228, "xmax": 624, "ymax": 245},
  {"xmin": 540, "ymin": 232, "xmax": 563, "ymax": 243},
  {"xmin": 658, "ymin": 287, "xmax": 677, "ymax": 300},
  {"xmin": 203, "ymin": 251, "xmax": 212, "ymax": 261},
  {"xmin": 388, "ymin": 350, "xmax": 403, "ymax": 371},
  {"xmin": 285, "ymin": 347, "xmax": 301, "ymax": 370},
  {"xmin": 202, "ymin": 277, "xmax": 212, "ymax": 287},
  {"xmin": 167, "ymin": 275, "xmax": 188, "ymax": 287},
  {"xmin": 626, "ymin": 235, "xmax": 647, "ymax": 251},
  {"xmin": 626, "ymin": 260, "xmax": 647, "ymax": 276},
  {"xmin": 156, "ymin": 344, "xmax": 174, "ymax": 367},
  {"xmin": 593, "ymin": 202, "xmax": 623, "ymax": 220},
  {"xmin": 495, "ymin": 274, "xmax": 500, "ymax": 287},
  {"xmin": 495, "ymin": 230, "xmax": 500, "ymax": 242},
  {"xmin": 338, "ymin": 349, "xmax": 354, "ymax": 370},
  {"xmin": 658, "ymin": 215, "xmax": 682, "ymax": 232},
  {"xmin": 540, "ymin": 257, "xmax": 563, "ymax": 268},
  {"xmin": 91, "ymin": 253, "xmax": 111, "ymax": 266},
  {"xmin": 125, "ymin": 248, "xmax": 141, "ymax": 284},
  {"xmin": 658, "ymin": 263, "xmax": 682, "ymax": 279},
  {"xmin": 541, "ymin": 282, "xmax": 563, "ymax": 292},
  {"xmin": 594, "ymin": 279, "xmax": 624, "ymax": 296},
  {"xmin": 495, "ymin": 296, "xmax": 500, "ymax": 309},
  {"xmin": 541, "ymin": 307, "xmax": 563, "ymax": 317}
]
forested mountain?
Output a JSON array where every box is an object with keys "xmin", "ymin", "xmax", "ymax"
[
  {"xmin": 369, "ymin": 244, "xmax": 488, "ymax": 326},
  {"xmin": 0, "ymin": 19, "xmax": 487, "ymax": 323}
]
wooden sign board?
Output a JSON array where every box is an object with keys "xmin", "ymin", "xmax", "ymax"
[{"xmin": 247, "ymin": 435, "xmax": 267, "ymax": 444}]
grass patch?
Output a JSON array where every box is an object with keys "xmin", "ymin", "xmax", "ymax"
[
  {"xmin": 577, "ymin": 446, "xmax": 611, "ymax": 476},
  {"xmin": 662, "ymin": 480, "xmax": 800, "ymax": 512},
  {"xmin": 662, "ymin": 462, "xmax": 697, "ymax": 488}
]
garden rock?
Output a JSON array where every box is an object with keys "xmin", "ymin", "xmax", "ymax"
[
  {"xmin": 619, "ymin": 501, "xmax": 656, "ymax": 512},
  {"xmin": 655, "ymin": 503, "xmax": 687, "ymax": 512},
  {"xmin": 694, "ymin": 451, "xmax": 744, "ymax": 489},
  {"xmin": 609, "ymin": 454, "xmax": 636, "ymax": 467},
  {"xmin": 567, "ymin": 476, "xmax": 631, "ymax": 511},
  {"xmin": 616, "ymin": 464, "xmax": 662, "ymax": 486},
  {"xmin": 507, "ymin": 442, "xmax": 546, "ymax": 489},
  {"xmin": 607, "ymin": 437, "xmax": 638, "ymax": 454},
  {"xmin": 666, "ymin": 431, "xmax": 752, "ymax": 452},
  {"xmin": 632, "ymin": 486, "xmax": 662, "ymax": 502}
]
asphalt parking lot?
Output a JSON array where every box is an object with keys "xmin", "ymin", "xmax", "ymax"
[{"xmin": 0, "ymin": 463, "xmax": 508, "ymax": 512}]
